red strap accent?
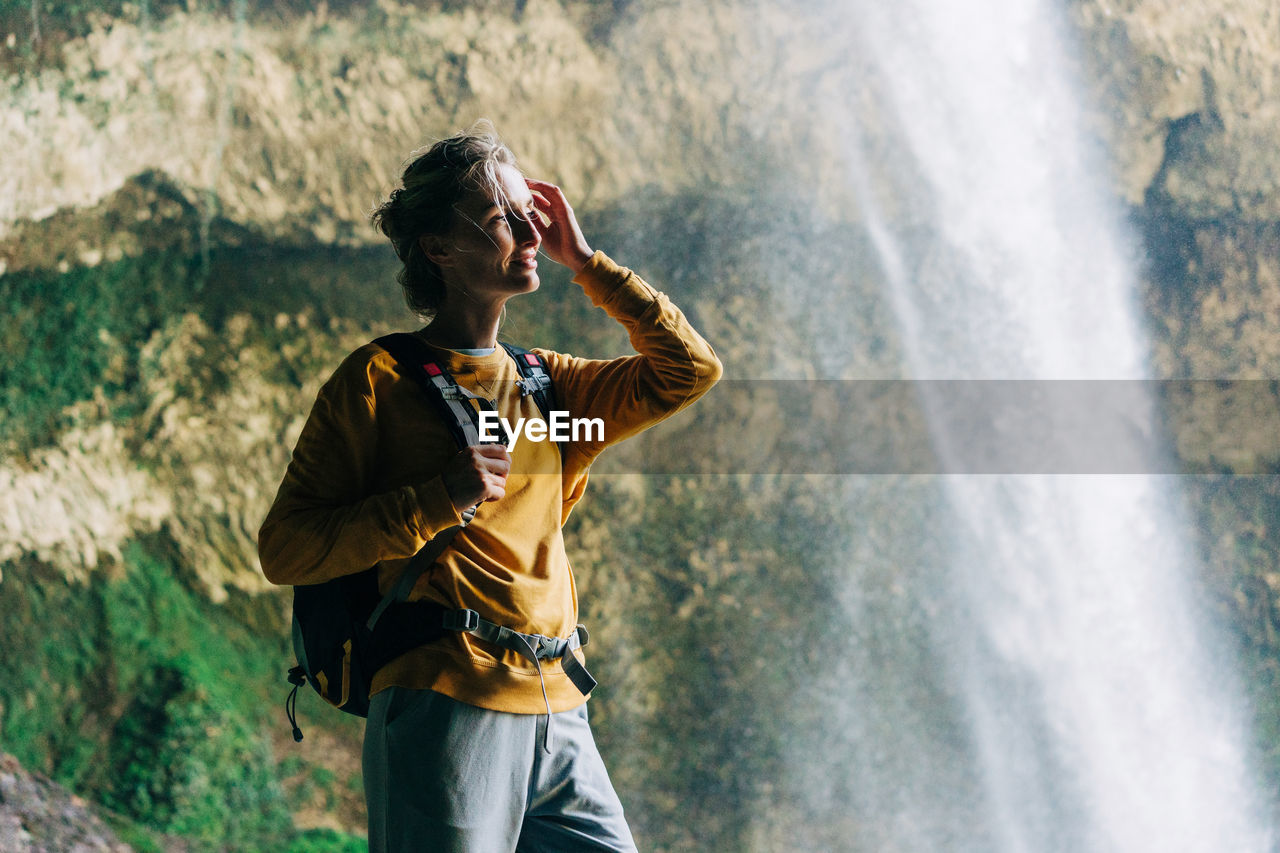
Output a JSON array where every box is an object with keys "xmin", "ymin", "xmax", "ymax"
[
  {"xmin": 424, "ymin": 363, "xmax": 443, "ymax": 376},
  {"xmin": 524, "ymin": 353, "xmax": 539, "ymax": 366}
]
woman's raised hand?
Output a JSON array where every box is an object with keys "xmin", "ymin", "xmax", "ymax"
[{"xmin": 527, "ymin": 179, "xmax": 594, "ymax": 274}]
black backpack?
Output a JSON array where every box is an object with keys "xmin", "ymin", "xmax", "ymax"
[{"xmin": 283, "ymin": 334, "xmax": 559, "ymax": 740}]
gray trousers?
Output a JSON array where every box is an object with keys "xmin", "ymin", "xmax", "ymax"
[{"xmin": 363, "ymin": 687, "xmax": 638, "ymax": 853}]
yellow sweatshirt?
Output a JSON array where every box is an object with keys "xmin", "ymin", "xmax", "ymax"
[{"xmin": 259, "ymin": 251, "xmax": 722, "ymax": 713}]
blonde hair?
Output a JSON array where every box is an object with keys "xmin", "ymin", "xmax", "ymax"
[{"xmin": 371, "ymin": 120, "xmax": 518, "ymax": 318}]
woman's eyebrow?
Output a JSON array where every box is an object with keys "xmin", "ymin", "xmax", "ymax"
[{"xmin": 496, "ymin": 199, "xmax": 536, "ymax": 215}]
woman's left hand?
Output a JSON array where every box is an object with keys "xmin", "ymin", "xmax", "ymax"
[{"xmin": 527, "ymin": 179, "xmax": 594, "ymax": 274}]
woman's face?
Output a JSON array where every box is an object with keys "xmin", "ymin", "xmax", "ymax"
[{"xmin": 440, "ymin": 163, "xmax": 542, "ymax": 307}]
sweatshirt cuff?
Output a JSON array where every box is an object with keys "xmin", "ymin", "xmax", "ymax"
[
  {"xmin": 410, "ymin": 477, "xmax": 463, "ymax": 541},
  {"xmin": 572, "ymin": 251, "xmax": 659, "ymax": 318}
]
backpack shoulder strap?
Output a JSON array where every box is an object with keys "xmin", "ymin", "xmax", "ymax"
[
  {"xmin": 499, "ymin": 342, "xmax": 560, "ymax": 420},
  {"xmin": 363, "ymin": 332, "xmax": 496, "ymax": 632},
  {"xmin": 375, "ymin": 332, "xmax": 509, "ymax": 448}
]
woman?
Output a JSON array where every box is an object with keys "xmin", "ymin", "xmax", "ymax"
[{"xmin": 259, "ymin": 122, "xmax": 721, "ymax": 852}]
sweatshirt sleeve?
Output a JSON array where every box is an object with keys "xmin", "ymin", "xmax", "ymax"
[
  {"xmin": 540, "ymin": 251, "xmax": 723, "ymax": 465},
  {"xmin": 257, "ymin": 345, "xmax": 463, "ymax": 586}
]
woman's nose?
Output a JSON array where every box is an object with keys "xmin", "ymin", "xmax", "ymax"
[{"xmin": 513, "ymin": 212, "xmax": 541, "ymax": 247}]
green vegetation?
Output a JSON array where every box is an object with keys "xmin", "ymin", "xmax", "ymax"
[
  {"xmin": 0, "ymin": 251, "xmax": 193, "ymax": 454},
  {"xmin": 0, "ymin": 229, "xmax": 399, "ymax": 846},
  {"xmin": 285, "ymin": 828, "xmax": 368, "ymax": 853},
  {"xmin": 0, "ymin": 517, "xmax": 370, "ymax": 848},
  {"xmin": 0, "ymin": 531, "xmax": 296, "ymax": 848},
  {"xmin": 0, "ymin": 240, "xmax": 403, "ymax": 457}
]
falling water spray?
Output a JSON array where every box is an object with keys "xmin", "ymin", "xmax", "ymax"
[{"xmin": 794, "ymin": 0, "xmax": 1274, "ymax": 849}]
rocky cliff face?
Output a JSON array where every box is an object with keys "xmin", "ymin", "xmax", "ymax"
[
  {"xmin": 0, "ymin": 752, "xmax": 132, "ymax": 852},
  {"xmin": 0, "ymin": 0, "xmax": 878, "ymax": 599},
  {"xmin": 4, "ymin": 0, "xmax": 1277, "ymax": 593},
  {"xmin": 0, "ymin": 0, "xmax": 827, "ymax": 255},
  {"xmin": 1070, "ymin": 0, "xmax": 1280, "ymax": 378},
  {"xmin": 3, "ymin": 0, "xmax": 1280, "ymax": 847},
  {"xmin": 4, "ymin": 0, "xmax": 1276, "ymax": 370},
  {"xmin": 1072, "ymin": 0, "xmax": 1280, "ymax": 218}
]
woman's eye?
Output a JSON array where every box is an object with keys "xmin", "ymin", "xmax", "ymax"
[{"xmin": 502, "ymin": 209, "xmax": 537, "ymax": 225}]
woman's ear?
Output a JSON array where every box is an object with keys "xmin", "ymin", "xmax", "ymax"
[{"xmin": 420, "ymin": 234, "xmax": 450, "ymax": 266}]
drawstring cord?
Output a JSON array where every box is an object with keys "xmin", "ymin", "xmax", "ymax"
[
  {"xmin": 286, "ymin": 666, "xmax": 306, "ymax": 742},
  {"xmin": 511, "ymin": 632, "xmax": 555, "ymax": 753}
]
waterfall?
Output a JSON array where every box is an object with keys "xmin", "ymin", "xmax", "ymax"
[{"xmin": 815, "ymin": 0, "xmax": 1273, "ymax": 849}]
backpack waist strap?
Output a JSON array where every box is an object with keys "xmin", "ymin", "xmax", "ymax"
[
  {"xmin": 459, "ymin": 612, "xmax": 596, "ymax": 697},
  {"xmin": 374, "ymin": 606, "xmax": 597, "ymax": 698},
  {"xmin": 455, "ymin": 613, "xmax": 595, "ymax": 754}
]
